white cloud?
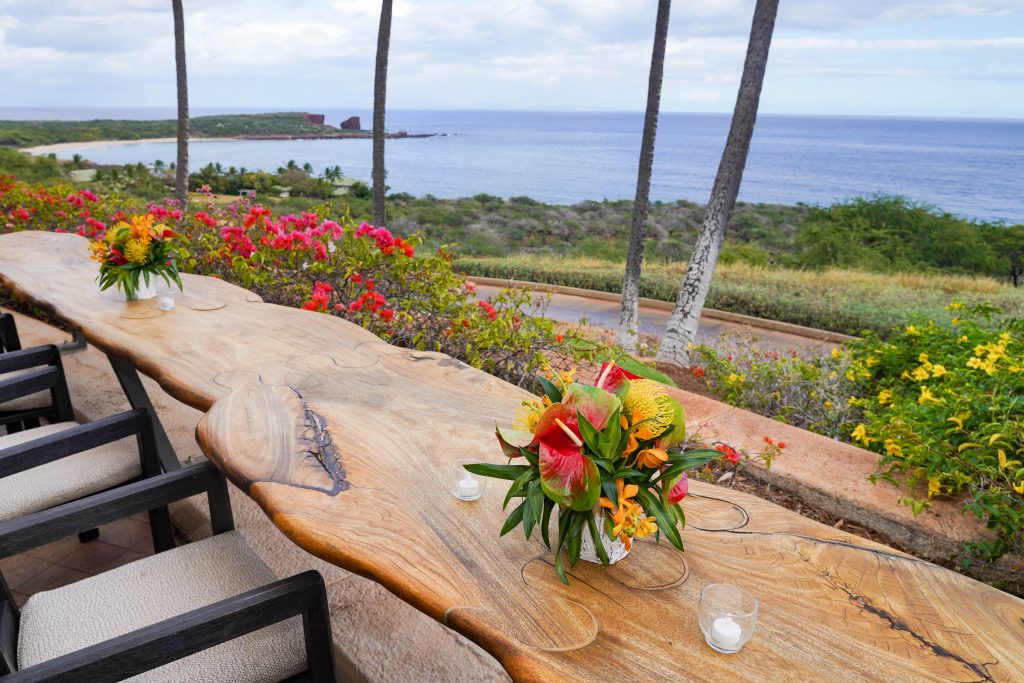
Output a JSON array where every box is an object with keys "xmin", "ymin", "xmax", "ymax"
[{"xmin": 0, "ymin": 0, "xmax": 1021, "ymax": 116}]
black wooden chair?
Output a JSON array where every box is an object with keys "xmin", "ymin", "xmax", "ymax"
[
  {"xmin": 0, "ymin": 444, "xmax": 336, "ymax": 681},
  {"xmin": 0, "ymin": 351, "xmax": 164, "ymax": 548},
  {"xmin": 0, "ymin": 314, "xmax": 64, "ymax": 434}
]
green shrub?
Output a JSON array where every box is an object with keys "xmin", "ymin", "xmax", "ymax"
[{"xmin": 847, "ymin": 303, "xmax": 1024, "ymax": 565}]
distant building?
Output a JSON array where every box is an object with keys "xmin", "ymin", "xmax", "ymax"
[
  {"xmin": 69, "ymin": 169, "xmax": 97, "ymax": 183},
  {"xmin": 270, "ymin": 185, "xmax": 292, "ymax": 198},
  {"xmin": 331, "ymin": 176, "xmax": 361, "ymax": 196}
]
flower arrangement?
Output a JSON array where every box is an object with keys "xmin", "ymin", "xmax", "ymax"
[
  {"xmin": 467, "ymin": 361, "xmax": 726, "ymax": 583},
  {"xmin": 90, "ymin": 213, "xmax": 183, "ymax": 298}
]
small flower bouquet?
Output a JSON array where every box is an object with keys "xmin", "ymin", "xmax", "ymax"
[
  {"xmin": 90, "ymin": 213, "xmax": 183, "ymax": 299},
  {"xmin": 467, "ymin": 362, "xmax": 726, "ymax": 583}
]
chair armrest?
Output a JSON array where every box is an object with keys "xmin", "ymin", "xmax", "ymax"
[
  {"xmin": 0, "ymin": 346, "xmax": 58, "ymax": 375},
  {"xmin": 0, "ymin": 367, "xmax": 61, "ymax": 406},
  {"xmin": 0, "ymin": 461, "xmax": 227, "ymax": 559},
  {"xmin": 2, "ymin": 570, "xmax": 334, "ymax": 683},
  {"xmin": 0, "ymin": 314, "xmax": 20, "ymax": 353},
  {"xmin": 0, "ymin": 409, "xmax": 151, "ymax": 479}
]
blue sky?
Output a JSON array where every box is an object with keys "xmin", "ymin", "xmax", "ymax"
[{"xmin": 0, "ymin": 0, "xmax": 1021, "ymax": 119}]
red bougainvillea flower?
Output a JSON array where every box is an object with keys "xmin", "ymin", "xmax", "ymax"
[
  {"xmin": 777, "ymin": 442, "xmax": 786, "ymax": 449},
  {"xmin": 715, "ymin": 443, "xmax": 740, "ymax": 465}
]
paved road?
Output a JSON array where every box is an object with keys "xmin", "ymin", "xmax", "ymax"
[{"xmin": 475, "ymin": 283, "xmax": 835, "ymax": 352}]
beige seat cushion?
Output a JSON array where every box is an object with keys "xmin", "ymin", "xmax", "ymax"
[
  {"xmin": 18, "ymin": 531, "xmax": 307, "ymax": 682},
  {"xmin": 0, "ymin": 422, "xmax": 141, "ymax": 522},
  {"xmin": 0, "ymin": 367, "xmax": 51, "ymax": 412}
]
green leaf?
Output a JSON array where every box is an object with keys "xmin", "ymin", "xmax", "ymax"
[
  {"xmin": 500, "ymin": 501, "xmax": 526, "ymax": 537},
  {"xmin": 503, "ymin": 468, "xmax": 536, "ymax": 509},
  {"xmin": 464, "ymin": 463, "xmax": 532, "ymax": 481},
  {"xmin": 576, "ymin": 410, "xmax": 602, "ymax": 455},
  {"xmin": 636, "ymin": 487, "xmax": 683, "ymax": 550},
  {"xmin": 585, "ymin": 512, "xmax": 609, "ymax": 565},
  {"xmin": 522, "ymin": 489, "xmax": 535, "ymax": 540},
  {"xmin": 540, "ymin": 496, "xmax": 554, "ymax": 549},
  {"xmin": 538, "ymin": 376, "xmax": 562, "ymax": 403},
  {"xmin": 602, "ymin": 408, "xmax": 622, "ymax": 460}
]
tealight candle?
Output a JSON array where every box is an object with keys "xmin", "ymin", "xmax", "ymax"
[
  {"xmin": 698, "ymin": 583, "xmax": 758, "ymax": 654},
  {"xmin": 455, "ymin": 476, "xmax": 480, "ymax": 499},
  {"xmin": 158, "ymin": 293, "xmax": 176, "ymax": 311},
  {"xmin": 450, "ymin": 459, "xmax": 487, "ymax": 501},
  {"xmin": 710, "ymin": 616, "xmax": 742, "ymax": 650}
]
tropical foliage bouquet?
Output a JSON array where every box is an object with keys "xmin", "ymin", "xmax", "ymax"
[
  {"xmin": 90, "ymin": 213, "xmax": 183, "ymax": 297},
  {"xmin": 467, "ymin": 361, "xmax": 726, "ymax": 583}
]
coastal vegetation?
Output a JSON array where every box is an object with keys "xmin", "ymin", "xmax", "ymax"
[{"xmin": 0, "ymin": 112, "xmax": 351, "ymax": 147}]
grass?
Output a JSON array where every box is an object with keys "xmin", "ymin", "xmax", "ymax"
[{"xmin": 456, "ymin": 255, "xmax": 1024, "ymax": 337}]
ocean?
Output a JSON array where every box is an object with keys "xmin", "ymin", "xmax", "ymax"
[{"xmin": 9, "ymin": 107, "xmax": 1024, "ymax": 224}]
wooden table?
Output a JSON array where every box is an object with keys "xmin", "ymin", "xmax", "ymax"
[{"xmin": 2, "ymin": 231, "xmax": 1022, "ymax": 682}]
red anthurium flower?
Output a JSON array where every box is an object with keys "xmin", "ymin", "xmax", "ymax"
[
  {"xmin": 667, "ymin": 471, "xmax": 689, "ymax": 504},
  {"xmin": 592, "ymin": 361, "xmax": 641, "ymax": 399},
  {"xmin": 534, "ymin": 403, "xmax": 600, "ymax": 511}
]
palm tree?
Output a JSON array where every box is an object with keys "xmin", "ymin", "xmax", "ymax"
[
  {"xmin": 172, "ymin": 0, "xmax": 189, "ymax": 206},
  {"xmin": 656, "ymin": 0, "xmax": 779, "ymax": 366},
  {"xmin": 372, "ymin": 0, "xmax": 394, "ymax": 226},
  {"xmin": 617, "ymin": 0, "xmax": 672, "ymax": 353}
]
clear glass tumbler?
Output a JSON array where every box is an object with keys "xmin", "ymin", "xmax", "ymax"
[
  {"xmin": 450, "ymin": 459, "xmax": 487, "ymax": 501},
  {"xmin": 698, "ymin": 583, "xmax": 759, "ymax": 654}
]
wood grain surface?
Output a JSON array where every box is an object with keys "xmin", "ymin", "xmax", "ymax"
[{"xmin": 2, "ymin": 231, "xmax": 1022, "ymax": 682}]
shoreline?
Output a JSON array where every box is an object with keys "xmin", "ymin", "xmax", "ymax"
[
  {"xmin": 20, "ymin": 137, "xmax": 232, "ymax": 155},
  {"xmin": 21, "ymin": 131, "xmax": 437, "ymax": 157}
]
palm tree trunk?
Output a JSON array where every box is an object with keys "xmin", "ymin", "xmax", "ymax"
[
  {"xmin": 372, "ymin": 0, "xmax": 393, "ymax": 227},
  {"xmin": 172, "ymin": 0, "xmax": 189, "ymax": 207},
  {"xmin": 656, "ymin": 0, "xmax": 779, "ymax": 366},
  {"xmin": 618, "ymin": 0, "xmax": 672, "ymax": 353}
]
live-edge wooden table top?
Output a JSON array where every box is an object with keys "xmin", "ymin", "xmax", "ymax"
[{"xmin": 2, "ymin": 232, "xmax": 1022, "ymax": 682}]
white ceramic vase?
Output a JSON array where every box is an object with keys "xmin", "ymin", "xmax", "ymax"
[
  {"xmin": 128, "ymin": 278, "xmax": 158, "ymax": 301},
  {"xmin": 580, "ymin": 508, "xmax": 630, "ymax": 565}
]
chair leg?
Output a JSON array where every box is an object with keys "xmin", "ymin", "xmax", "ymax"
[
  {"xmin": 148, "ymin": 506, "xmax": 176, "ymax": 553},
  {"xmin": 302, "ymin": 573, "xmax": 337, "ymax": 683},
  {"xmin": 78, "ymin": 528, "xmax": 100, "ymax": 543}
]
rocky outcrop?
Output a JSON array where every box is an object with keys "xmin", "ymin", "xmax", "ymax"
[
  {"xmin": 305, "ymin": 113, "xmax": 326, "ymax": 125},
  {"xmin": 340, "ymin": 116, "xmax": 361, "ymax": 131}
]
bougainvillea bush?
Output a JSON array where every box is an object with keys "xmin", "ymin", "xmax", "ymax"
[
  {"xmin": 846, "ymin": 304, "xmax": 1024, "ymax": 566},
  {"xmin": 1, "ymin": 175, "xmax": 596, "ymax": 388}
]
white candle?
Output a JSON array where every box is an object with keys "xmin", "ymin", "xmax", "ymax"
[
  {"xmin": 711, "ymin": 616, "xmax": 742, "ymax": 649},
  {"xmin": 455, "ymin": 476, "xmax": 480, "ymax": 499}
]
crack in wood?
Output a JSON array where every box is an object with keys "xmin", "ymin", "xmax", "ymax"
[
  {"xmin": 799, "ymin": 551, "xmax": 996, "ymax": 682},
  {"xmin": 290, "ymin": 387, "xmax": 350, "ymax": 496}
]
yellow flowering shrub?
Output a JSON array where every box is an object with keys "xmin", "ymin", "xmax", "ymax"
[{"xmin": 848, "ymin": 302, "xmax": 1024, "ymax": 565}]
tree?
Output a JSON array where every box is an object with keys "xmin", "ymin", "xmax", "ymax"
[
  {"xmin": 372, "ymin": 0, "xmax": 393, "ymax": 227},
  {"xmin": 656, "ymin": 0, "xmax": 779, "ymax": 366},
  {"xmin": 617, "ymin": 0, "xmax": 672, "ymax": 353},
  {"xmin": 172, "ymin": 0, "xmax": 189, "ymax": 206}
]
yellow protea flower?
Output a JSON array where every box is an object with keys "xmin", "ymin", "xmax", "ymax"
[
  {"xmin": 623, "ymin": 379, "xmax": 676, "ymax": 441},
  {"xmin": 123, "ymin": 238, "xmax": 151, "ymax": 264}
]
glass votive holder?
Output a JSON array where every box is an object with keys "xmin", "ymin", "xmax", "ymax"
[
  {"xmin": 158, "ymin": 288, "xmax": 180, "ymax": 311},
  {"xmin": 698, "ymin": 583, "xmax": 758, "ymax": 654},
  {"xmin": 450, "ymin": 459, "xmax": 487, "ymax": 501}
]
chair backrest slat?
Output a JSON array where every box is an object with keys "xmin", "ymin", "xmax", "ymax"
[{"xmin": 0, "ymin": 576, "xmax": 18, "ymax": 675}]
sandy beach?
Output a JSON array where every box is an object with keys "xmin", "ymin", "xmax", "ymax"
[{"xmin": 20, "ymin": 137, "xmax": 233, "ymax": 156}]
